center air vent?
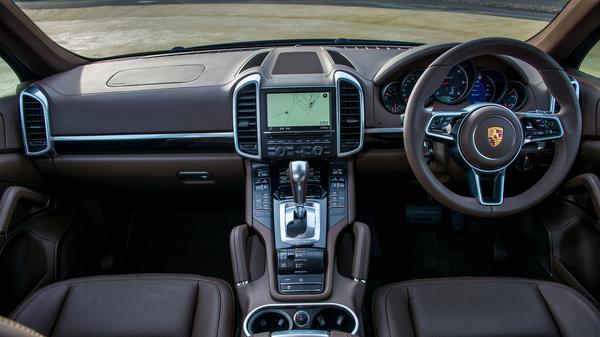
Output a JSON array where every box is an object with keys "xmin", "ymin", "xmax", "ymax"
[
  {"xmin": 336, "ymin": 73, "xmax": 364, "ymax": 156},
  {"xmin": 20, "ymin": 87, "xmax": 51, "ymax": 156},
  {"xmin": 234, "ymin": 74, "xmax": 261, "ymax": 159}
]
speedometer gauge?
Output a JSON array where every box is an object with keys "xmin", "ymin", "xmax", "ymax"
[
  {"xmin": 501, "ymin": 81, "xmax": 527, "ymax": 110},
  {"xmin": 400, "ymin": 69, "xmax": 433, "ymax": 106},
  {"xmin": 381, "ymin": 81, "xmax": 405, "ymax": 114},
  {"xmin": 434, "ymin": 65, "xmax": 469, "ymax": 104}
]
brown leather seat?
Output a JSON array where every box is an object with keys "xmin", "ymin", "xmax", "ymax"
[
  {"xmin": 373, "ymin": 277, "xmax": 600, "ymax": 337},
  {"xmin": 8, "ymin": 274, "xmax": 234, "ymax": 337}
]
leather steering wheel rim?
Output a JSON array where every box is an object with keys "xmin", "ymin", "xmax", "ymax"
[{"xmin": 403, "ymin": 37, "xmax": 582, "ymax": 218}]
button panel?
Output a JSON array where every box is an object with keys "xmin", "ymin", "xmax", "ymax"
[
  {"xmin": 264, "ymin": 134, "xmax": 333, "ymax": 159},
  {"xmin": 329, "ymin": 166, "xmax": 346, "ymax": 209},
  {"xmin": 254, "ymin": 168, "xmax": 272, "ymax": 211}
]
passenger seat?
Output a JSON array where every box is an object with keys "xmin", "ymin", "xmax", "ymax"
[{"xmin": 6, "ymin": 274, "xmax": 234, "ymax": 337}]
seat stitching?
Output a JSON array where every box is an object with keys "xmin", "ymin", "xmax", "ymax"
[
  {"xmin": 214, "ymin": 282, "xmax": 222, "ymax": 337},
  {"xmin": 406, "ymin": 286, "xmax": 418, "ymax": 337},
  {"xmin": 0, "ymin": 316, "xmax": 45, "ymax": 337},
  {"xmin": 189, "ymin": 282, "xmax": 199, "ymax": 337},
  {"xmin": 48, "ymin": 285, "xmax": 71, "ymax": 337},
  {"xmin": 536, "ymin": 285, "xmax": 563, "ymax": 337},
  {"xmin": 384, "ymin": 288, "xmax": 393, "ymax": 337}
]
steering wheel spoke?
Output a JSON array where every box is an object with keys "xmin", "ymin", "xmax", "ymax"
[
  {"xmin": 515, "ymin": 111, "xmax": 564, "ymax": 144},
  {"xmin": 469, "ymin": 168, "xmax": 506, "ymax": 206},
  {"xmin": 425, "ymin": 111, "xmax": 466, "ymax": 143}
]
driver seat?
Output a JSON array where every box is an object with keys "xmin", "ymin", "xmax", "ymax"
[{"xmin": 373, "ymin": 277, "xmax": 600, "ymax": 337}]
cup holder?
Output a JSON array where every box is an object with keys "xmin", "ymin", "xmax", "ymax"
[
  {"xmin": 310, "ymin": 307, "xmax": 355, "ymax": 332},
  {"xmin": 248, "ymin": 309, "xmax": 292, "ymax": 335},
  {"xmin": 244, "ymin": 303, "xmax": 358, "ymax": 336}
]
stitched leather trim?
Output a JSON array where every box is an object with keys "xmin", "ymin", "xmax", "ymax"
[{"xmin": 0, "ymin": 316, "xmax": 45, "ymax": 337}]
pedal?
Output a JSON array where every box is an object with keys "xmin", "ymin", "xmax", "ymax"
[
  {"xmin": 406, "ymin": 202, "xmax": 442, "ymax": 225},
  {"xmin": 450, "ymin": 211, "xmax": 466, "ymax": 232}
]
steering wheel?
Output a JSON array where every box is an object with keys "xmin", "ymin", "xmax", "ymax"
[{"xmin": 404, "ymin": 37, "xmax": 581, "ymax": 218}]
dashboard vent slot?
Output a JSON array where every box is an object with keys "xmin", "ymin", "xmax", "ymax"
[
  {"xmin": 234, "ymin": 75, "xmax": 261, "ymax": 159},
  {"xmin": 337, "ymin": 74, "xmax": 364, "ymax": 156},
  {"xmin": 20, "ymin": 87, "xmax": 51, "ymax": 156}
]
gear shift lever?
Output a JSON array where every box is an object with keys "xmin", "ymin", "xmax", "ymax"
[
  {"xmin": 289, "ymin": 161, "xmax": 309, "ymax": 218},
  {"xmin": 287, "ymin": 161, "xmax": 309, "ymax": 237}
]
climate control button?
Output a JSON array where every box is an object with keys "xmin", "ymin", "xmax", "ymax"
[
  {"xmin": 313, "ymin": 146, "xmax": 323, "ymax": 155},
  {"xmin": 275, "ymin": 147, "xmax": 286, "ymax": 157}
]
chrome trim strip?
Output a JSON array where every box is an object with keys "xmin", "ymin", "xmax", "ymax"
[
  {"xmin": 233, "ymin": 73, "xmax": 262, "ymax": 160},
  {"xmin": 365, "ymin": 127, "xmax": 404, "ymax": 134},
  {"xmin": 53, "ymin": 132, "xmax": 234, "ymax": 142},
  {"xmin": 272, "ymin": 331, "xmax": 329, "ymax": 337},
  {"xmin": 243, "ymin": 302, "xmax": 359, "ymax": 337},
  {"xmin": 335, "ymin": 72, "xmax": 365, "ymax": 157},
  {"xmin": 550, "ymin": 78, "xmax": 580, "ymax": 113},
  {"xmin": 20, "ymin": 86, "xmax": 53, "ymax": 156}
]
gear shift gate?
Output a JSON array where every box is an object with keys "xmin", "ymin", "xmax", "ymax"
[{"xmin": 279, "ymin": 161, "xmax": 321, "ymax": 246}]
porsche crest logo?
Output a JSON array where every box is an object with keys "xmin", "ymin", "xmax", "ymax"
[{"xmin": 487, "ymin": 127, "xmax": 504, "ymax": 147}]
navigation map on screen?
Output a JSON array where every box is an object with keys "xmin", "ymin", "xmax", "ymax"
[{"xmin": 266, "ymin": 92, "xmax": 330, "ymax": 129}]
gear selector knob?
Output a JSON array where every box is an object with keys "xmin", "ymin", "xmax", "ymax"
[{"xmin": 289, "ymin": 161, "xmax": 309, "ymax": 218}]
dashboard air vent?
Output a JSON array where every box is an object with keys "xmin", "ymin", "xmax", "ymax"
[
  {"xmin": 234, "ymin": 74, "xmax": 261, "ymax": 159},
  {"xmin": 20, "ymin": 87, "xmax": 51, "ymax": 156},
  {"xmin": 336, "ymin": 73, "xmax": 364, "ymax": 156}
]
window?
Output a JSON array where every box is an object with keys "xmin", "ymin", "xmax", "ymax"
[
  {"xmin": 0, "ymin": 59, "xmax": 19, "ymax": 97},
  {"xmin": 13, "ymin": 0, "xmax": 567, "ymax": 58},
  {"xmin": 580, "ymin": 42, "xmax": 600, "ymax": 77}
]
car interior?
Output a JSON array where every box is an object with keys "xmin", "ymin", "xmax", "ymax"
[{"xmin": 0, "ymin": 0, "xmax": 600, "ymax": 336}]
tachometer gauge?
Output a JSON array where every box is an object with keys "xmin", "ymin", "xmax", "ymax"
[
  {"xmin": 468, "ymin": 73, "xmax": 495, "ymax": 103},
  {"xmin": 501, "ymin": 81, "xmax": 528, "ymax": 110},
  {"xmin": 434, "ymin": 65, "xmax": 469, "ymax": 104},
  {"xmin": 381, "ymin": 81, "xmax": 405, "ymax": 114},
  {"xmin": 400, "ymin": 69, "xmax": 433, "ymax": 106}
]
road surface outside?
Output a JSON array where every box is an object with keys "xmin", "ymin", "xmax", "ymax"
[{"xmin": 2, "ymin": 0, "xmax": 598, "ymax": 95}]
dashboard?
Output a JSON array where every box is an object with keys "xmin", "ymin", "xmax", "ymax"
[{"xmin": 18, "ymin": 42, "xmax": 563, "ymax": 186}]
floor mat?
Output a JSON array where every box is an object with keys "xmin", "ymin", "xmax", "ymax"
[{"xmin": 117, "ymin": 207, "xmax": 243, "ymax": 283}]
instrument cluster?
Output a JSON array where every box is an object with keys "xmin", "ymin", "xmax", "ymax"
[{"xmin": 381, "ymin": 61, "xmax": 528, "ymax": 114}]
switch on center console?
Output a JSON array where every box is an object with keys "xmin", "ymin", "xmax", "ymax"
[{"xmin": 277, "ymin": 247, "xmax": 325, "ymax": 294}]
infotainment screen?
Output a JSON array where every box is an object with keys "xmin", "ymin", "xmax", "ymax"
[{"xmin": 266, "ymin": 92, "xmax": 331, "ymax": 131}]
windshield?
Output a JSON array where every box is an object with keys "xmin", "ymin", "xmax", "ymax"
[{"xmin": 14, "ymin": 0, "xmax": 568, "ymax": 58}]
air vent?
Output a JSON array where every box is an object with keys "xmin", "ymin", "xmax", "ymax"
[
  {"xmin": 336, "ymin": 73, "xmax": 364, "ymax": 156},
  {"xmin": 326, "ymin": 50, "xmax": 355, "ymax": 69},
  {"xmin": 20, "ymin": 87, "xmax": 51, "ymax": 156},
  {"xmin": 233, "ymin": 74, "xmax": 261, "ymax": 159}
]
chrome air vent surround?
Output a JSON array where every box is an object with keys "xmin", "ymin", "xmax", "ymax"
[
  {"xmin": 233, "ymin": 74, "xmax": 261, "ymax": 159},
  {"xmin": 20, "ymin": 86, "xmax": 52, "ymax": 156},
  {"xmin": 335, "ymin": 72, "xmax": 364, "ymax": 157}
]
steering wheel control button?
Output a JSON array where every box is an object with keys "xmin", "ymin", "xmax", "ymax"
[
  {"xmin": 428, "ymin": 115, "xmax": 456, "ymax": 139},
  {"xmin": 293, "ymin": 310, "xmax": 310, "ymax": 327},
  {"xmin": 458, "ymin": 104, "xmax": 523, "ymax": 171}
]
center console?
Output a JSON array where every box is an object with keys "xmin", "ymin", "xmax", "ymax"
[{"xmin": 230, "ymin": 48, "xmax": 370, "ymax": 337}]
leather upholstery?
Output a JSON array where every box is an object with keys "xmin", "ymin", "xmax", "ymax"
[
  {"xmin": 0, "ymin": 316, "xmax": 44, "ymax": 337},
  {"xmin": 373, "ymin": 277, "xmax": 600, "ymax": 337},
  {"xmin": 9, "ymin": 274, "xmax": 234, "ymax": 337}
]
